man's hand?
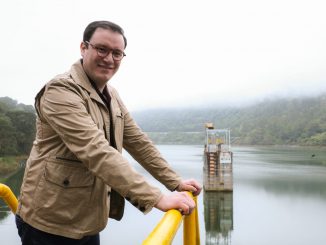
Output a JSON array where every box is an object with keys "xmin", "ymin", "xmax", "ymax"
[
  {"xmin": 175, "ymin": 179, "xmax": 202, "ymax": 196},
  {"xmin": 154, "ymin": 192, "xmax": 195, "ymax": 215}
]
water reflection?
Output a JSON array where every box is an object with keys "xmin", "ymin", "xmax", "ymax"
[
  {"xmin": 204, "ymin": 191, "xmax": 233, "ymax": 245},
  {"xmin": 1, "ymin": 146, "xmax": 326, "ymax": 245},
  {"xmin": 234, "ymin": 146, "xmax": 326, "ymax": 200}
]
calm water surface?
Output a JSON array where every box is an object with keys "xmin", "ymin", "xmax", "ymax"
[{"xmin": 1, "ymin": 145, "xmax": 326, "ymax": 245}]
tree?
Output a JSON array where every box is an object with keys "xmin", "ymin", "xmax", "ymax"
[
  {"xmin": 0, "ymin": 116, "xmax": 17, "ymax": 156},
  {"xmin": 6, "ymin": 111, "xmax": 36, "ymax": 154}
]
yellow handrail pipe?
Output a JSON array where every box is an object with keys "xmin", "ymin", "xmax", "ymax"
[
  {"xmin": 0, "ymin": 183, "xmax": 18, "ymax": 213},
  {"xmin": 0, "ymin": 184, "xmax": 200, "ymax": 244},
  {"xmin": 183, "ymin": 195, "xmax": 200, "ymax": 245},
  {"xmin": 143, "ymin": 209, "xmax": 183, "ymax": 245},
  {"xmin": 143, "ymin": 192, "xmax": 200, "ymax": 245}
]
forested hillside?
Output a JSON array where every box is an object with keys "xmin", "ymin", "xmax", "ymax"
[
  {"xmin": 0, "ymin": 94, "xmax": 325, "ymax": 152},
  {"xmin": 132, "ymin": 94, "xmax": 326, "ymax": 146},
  {"xmin": 0, "ymin": 97, "xmax": 36, "ymax": 156}
]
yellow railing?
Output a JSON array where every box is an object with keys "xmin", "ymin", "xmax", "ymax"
[
  {"xmin": 0, "ymin": 183, "xmax": 18, "ymax": 213},
  {"xmin": 142, "ymin": 192, "xmax": 200, "ymax": 245},
  {"xmin": 0, "ymin": 185, "xmax": 200, "ymax": 244}
]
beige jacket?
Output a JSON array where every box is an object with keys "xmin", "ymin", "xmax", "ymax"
[{"xmin": 17, "ymin": 60, "xmax": 182, "ymax": 239}]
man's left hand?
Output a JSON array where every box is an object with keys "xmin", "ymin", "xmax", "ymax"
[{"xmin": 176, "ymin": 179, "xmax": 202, "ymax": 196}]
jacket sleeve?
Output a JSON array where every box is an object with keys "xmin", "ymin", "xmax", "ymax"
[
  {"xmin": 40, "ymin": 79, "xmax": 162, "ymax": 214},
  {"xmin": 111, "ymin": 88, "xmax": 182, "ymax": 191}
]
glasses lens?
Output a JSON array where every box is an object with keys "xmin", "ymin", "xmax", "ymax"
[
  {"xmin": 112, "ymin": 51, "xmax": 124, "ymax": 60},
  {"xmin": 87, "ymin": 42, "xmax": 125, "ymax": 60},
  {"xmin": 96, "ymin": 47, "xmax": 108, "ymax": 57}
]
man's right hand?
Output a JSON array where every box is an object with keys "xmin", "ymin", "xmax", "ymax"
[{"xmin": 154, "ymin": 192, "xmax": 195, "ymax": 215}]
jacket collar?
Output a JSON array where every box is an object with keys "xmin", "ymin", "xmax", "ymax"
[{"xmin": 70, "ymin": 59, "xmax": 106, "ymax": 107}]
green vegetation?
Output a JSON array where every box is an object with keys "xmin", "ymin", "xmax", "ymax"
[
  {"xmin": 0, "ymin": 97, "xmax": 35, "ymax": 157},
  {"xmin": 0, "ymin": 156, "xmax": 19, "ymax": 178},
  {"xmin": 132, "ymin": 94, "xmax": 326, "ymax": 146},
  {"xmin": 0, "ymin": 93, "xmax": 325, "ymax": 164},
  {"xmin": 0, "ymin": 156, "xmax": 27, "ymax": 180}
]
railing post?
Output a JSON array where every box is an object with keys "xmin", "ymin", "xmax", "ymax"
[
  {"xmin": 142, "ymin": 191, "xmax": 200, "ymax": 245},
  {"xmin": 183, "ymin": 194, "xmax": 200, "ymax": 245},
  {"xmin": 0, "ymin": 183, "xmax": 18, "ymax": 213}
]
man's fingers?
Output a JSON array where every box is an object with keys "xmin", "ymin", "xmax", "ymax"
[
  {"xmin": 179, "ymin": 192, "xmax": 195, "ymax": 215},
  {"xmin": 192, "ymin": 187, "xmax": 201, "ymax": 196},
  {"xmin": 184, "ymin": 184, "xmax": 201, "ymax": 196},
  {"xmin": 155, "ymin": 191, "xmax": 196, "ymax": 214},
  {"xmin": 177, "ymin": 179, "xmax": 202, "ymax": 196},
  {"xmin": 178, "ymin": 203, "xmax": 189, "ymax": 215}
]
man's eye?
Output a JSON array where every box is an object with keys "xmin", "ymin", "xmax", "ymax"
[
  {"xmin": 97, "ymin": 47, "xmax": 108, "ymax": 54},
  {"xmin": 112, "ymin": 51, "xmax": 123, "ymax": 57}
]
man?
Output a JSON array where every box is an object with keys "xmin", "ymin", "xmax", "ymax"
[{"xmin": 16, "ymin": 20, "xmax": 201, "ymax": 245}]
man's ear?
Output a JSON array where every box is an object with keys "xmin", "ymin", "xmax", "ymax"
[{"xmin": 80, "ymin": 42, "xmax": 87, "ymax": 56}]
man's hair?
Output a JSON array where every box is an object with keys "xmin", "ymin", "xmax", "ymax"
[{"xmin": 83, "ymin": 20, "xmax": 127, "ymax": 48}]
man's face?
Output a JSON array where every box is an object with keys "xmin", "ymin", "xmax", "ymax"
[{"xmin": 81, "ymin": 28, "xmax": 125, "ymax": 87}]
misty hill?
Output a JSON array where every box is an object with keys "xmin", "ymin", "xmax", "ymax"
[
  {"xmin": 1, "ymin": 94, "xmax": 325, "ymax": 148},
  {"xmin": 131, "ymin": 94, "xmax": 326, "ymax": 146}
]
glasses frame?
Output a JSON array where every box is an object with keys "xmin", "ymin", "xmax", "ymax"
[{"xmin": 85, "ymin": 41, "xmax": 126, "ymax": 61}]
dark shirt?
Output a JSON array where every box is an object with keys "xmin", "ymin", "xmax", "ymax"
[{"xmin": 86, "ymin": 71, "xmax": 117, "ymax": 149}]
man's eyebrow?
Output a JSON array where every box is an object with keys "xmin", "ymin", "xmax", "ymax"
[{"xmin": 95, "ymin": 44, "xmax": 123, "ymax": 51}]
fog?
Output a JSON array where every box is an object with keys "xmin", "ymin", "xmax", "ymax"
[{"xmin": 1, "ymin": 0, "xmax": 326, "ymax": 110}]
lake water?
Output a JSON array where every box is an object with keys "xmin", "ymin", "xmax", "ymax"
[{"xmin": 1, "ymin": 145, "xmax": 326, "ymax": 245}]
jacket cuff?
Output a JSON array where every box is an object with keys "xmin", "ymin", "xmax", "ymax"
[
  {"xmin": 125, "ymin": 187, "xmax": 162, "ymax": 214},
  {"xmin": 165, "ymin": 177, "xmax": 183, "ymax": 192}
]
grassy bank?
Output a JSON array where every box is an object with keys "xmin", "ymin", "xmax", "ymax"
[{"xmin": 0, "ymin": 156, "xmax": 26, "ymax": 180}]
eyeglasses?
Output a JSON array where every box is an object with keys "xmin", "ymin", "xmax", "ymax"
[{"xmin": 85, "ymin": 41, "xmax": 126, "ymax": 61}]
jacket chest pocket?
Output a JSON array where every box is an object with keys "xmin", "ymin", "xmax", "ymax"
[{"xmin": 33, "ymin": 159, "xmax": 95, "ymax": 224}]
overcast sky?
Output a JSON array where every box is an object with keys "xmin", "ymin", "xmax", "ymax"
[{"xmin": 1, "ymin": 0, "xmax": 326, "ymax": 111}]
